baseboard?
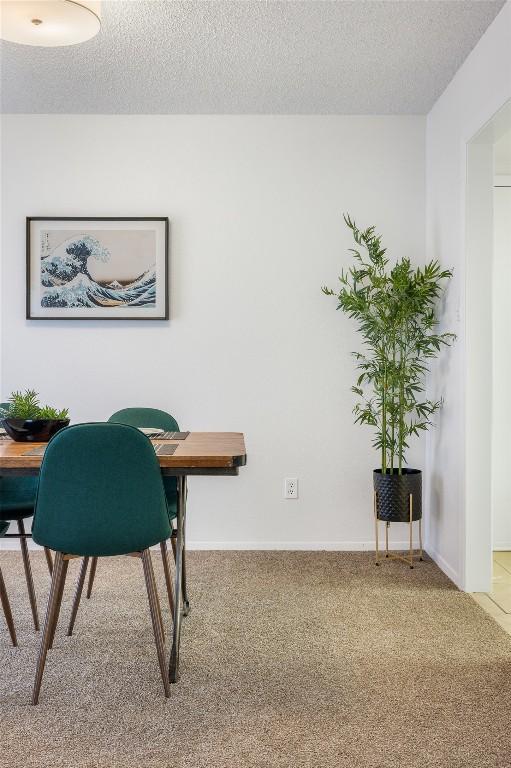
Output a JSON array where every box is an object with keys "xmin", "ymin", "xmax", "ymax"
[
  {"xmin": 493, "ymin": 544, "xmax": 511, "ymax": 551},
  {"xmin": 0, "ymin": 539, "xmax": 40, "ymax": 551},
  {"xmin": 425, "ymin": 544, "xmax": 462, "ymax": 588},
  {"xmin": 0, "ymin": 539, "xmax": 416, "ymax": 552},
  {"xmin": 186, "ymin": 540, "xmax": 416, "ymax": 551}
]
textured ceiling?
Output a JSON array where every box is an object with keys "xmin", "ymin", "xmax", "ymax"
[{"xmin": 0, "ymin": 0, "xmax": 506, "ymax": 114}]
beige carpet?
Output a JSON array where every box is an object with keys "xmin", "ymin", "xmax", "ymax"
[{"xmin": 0, "ymin": 551, "xmax": 510, "ymax": 768}]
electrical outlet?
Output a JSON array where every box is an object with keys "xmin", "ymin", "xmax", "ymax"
[{"xmin": 284, "ymin": 477, "xmax": 298, "ymax": 499}]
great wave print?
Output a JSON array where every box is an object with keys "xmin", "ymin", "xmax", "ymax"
[
  {"xmin": 27, "ymin": 218, "xmax": 168, "ymax": 320},
  {"xmin": 40, "ymin": 231, "xmax": 157, "ymax": 309}
]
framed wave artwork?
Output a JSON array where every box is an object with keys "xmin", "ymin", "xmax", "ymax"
[{"xmin": 26, "ymin": 217, "xmax": 169, "ymax": 320}]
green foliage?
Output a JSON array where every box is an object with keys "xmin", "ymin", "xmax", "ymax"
[
  {"xmin": 0, "ymin": 389, "xmax": 69, "ymax": 421},
  {"xmin": 3, "ymin": 389, "xmax": 40, "ymax": 419},
  {"xmin": 322, "ymin": 214, "xmax": 455, "ymax": 474},
  {"xmin": 38, "ymin": 405, "xmax": 70, "ymax": 420}
]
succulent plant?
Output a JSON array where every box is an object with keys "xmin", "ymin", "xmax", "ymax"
[{"xmin": 0, "ymin": 389, "xmax": 69, "ymax": 421}]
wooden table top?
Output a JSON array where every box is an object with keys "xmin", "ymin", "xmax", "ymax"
[{"xmin": 0, "ymin": 432, "xmax": 247, "ymax": 476}]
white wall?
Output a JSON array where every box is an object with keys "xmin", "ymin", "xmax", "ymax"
[
  {"xmin": 425, "ymin": 1, "xmax": 511, "ymax": 589},
  {"xmin": 495, "ymin": 133, "xmax": 511, "ymax": 174},
  {"xmin": 492, "ymin": 181, "xmax": 511, "ymax": 549},
  {"xmin": 1, "ymin": 114, "xmax": 425, "ymax": 549}
]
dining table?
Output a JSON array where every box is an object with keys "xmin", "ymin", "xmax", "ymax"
[{"xmin": 0, "ymin": 430, "xmax": 247, "ymax": 683}]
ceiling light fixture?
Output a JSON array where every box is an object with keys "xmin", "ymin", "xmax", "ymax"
[{"xmin": 0, "ymin": 1, "xmax": 101, "ymax": 47}]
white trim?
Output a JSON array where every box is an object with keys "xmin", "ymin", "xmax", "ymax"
[
  {"xmin": 426, "ymin": 543, "xmax": 461, "ymax": 588},
  {"xmin": 465, "ymin": 138, "xmax": 495, "ymax": 593},
  {"xmin": 1, "ymin": 539, "xmax": 419, "ymax": 553},
  {"xmin": 0, "ymin": 539, "xmax": 38, "ymax": 551},
  {"xmin": 186, "ymin": 540, "xmax": 417, "ymax": 551},
  {"xmin": 464, "ymin": 100, "xmax": 511, "ymax": 593},
  {"xmin": 493, "ymin": 545, "xmax": 511, "ymax": 551}
]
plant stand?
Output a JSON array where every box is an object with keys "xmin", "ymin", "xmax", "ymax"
[{"xmin": 374, "ymin": 491, "xmax": 423, "ymax": 569}]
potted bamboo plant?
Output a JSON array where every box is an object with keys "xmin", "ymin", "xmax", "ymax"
[{"xmin": 323, "ymin": 215, "xmax": 455, "ymax": 561}]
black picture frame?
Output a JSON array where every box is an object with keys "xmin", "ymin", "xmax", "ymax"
[{"xmin": 26, "ymin": 217, "xmax": 169, "ymax": 320}]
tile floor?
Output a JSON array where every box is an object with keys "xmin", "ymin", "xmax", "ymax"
[{"xmin": 472, "ymin": 551, "xmax": 511, "ymax": 636}]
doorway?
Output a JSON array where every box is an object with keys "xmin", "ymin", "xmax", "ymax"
[
  {"xmin": 465, "ymin": 100, "xmax": 511, "ymax": 597},
  {"xmin": 485, "ymin": 133, "xmax": 511, "ymax": 628}
]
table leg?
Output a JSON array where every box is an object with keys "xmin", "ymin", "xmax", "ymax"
[
  {"xmin": 181, "ymin": 477, "xmax": 190, "ymax": 616},
  {"xmin": 169, "ymin": 475, "xmax": 186, "ymax": 683}
]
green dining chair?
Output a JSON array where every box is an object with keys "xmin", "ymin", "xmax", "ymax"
[
  {"xmin": 0, "ymin": 520, "xmax": 17, "ymax": 646},
  {"xmin": 31, "ymin": 422, "xmax": 172, "ymax": 704},
  {"xmin": 0, "ymin": 401, "xmax": 53, "ymax": 632},
  {"xmin": 83, "ymin": 407, "xmax": 179, "ymax": 603},
  {"xmin": 109, "ymin": 407, "xmax": 180, "ymax": 506}
]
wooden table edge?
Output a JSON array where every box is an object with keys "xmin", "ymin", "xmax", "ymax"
[{"xmin": 0, "ymin": 434, "xmax": 247, "ymax": 474}]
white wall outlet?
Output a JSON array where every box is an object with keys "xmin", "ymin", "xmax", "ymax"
[{"xmin": 284, "ymin": 477, "xmax": 298, "ymax": 499}]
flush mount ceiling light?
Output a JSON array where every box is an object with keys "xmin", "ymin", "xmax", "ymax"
[{"xmin": 1, "ymin": 1, "xmax": 101, "ymax": 46}]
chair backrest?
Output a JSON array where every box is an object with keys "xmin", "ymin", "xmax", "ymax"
[
  {"xmin": 32, "ymin": 423, "xmax": 170, "ymax": 557},
  {"xmin": 109, "ymin": 407, "xmax": 179, "ymax": 432}
]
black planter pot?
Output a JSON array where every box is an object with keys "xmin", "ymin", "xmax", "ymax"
[
  {"xmin": 373, "ymin": 468, "xmax": 422, "ymax": 522},
  {"xmin": 2, "ymin": 418, "xmax": 70, "ymax": 443}
]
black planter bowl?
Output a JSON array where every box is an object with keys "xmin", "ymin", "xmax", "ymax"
[
  {"xmin": 2, "ymin": 417, "xmax": 70, "ymax": 443},
  {"xmin": 373, "ymin": 468, "xmax": 422, "ymax": 522}
]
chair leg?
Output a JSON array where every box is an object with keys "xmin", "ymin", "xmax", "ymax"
[
  {"xmin": 17, "ymin": 519, "xmax": 39, "ymax": 631},
  {"xmin": 32, "ymin": 552, "xmax": 68, "ymax": 705},
  {"xmin": 0, "ymin": 566, "xmax": 17, "ymax": 647},
  {"xmin": 141, "ymin": 549, "xmax": 170, "ymax": 699},
  {"xmin": 67, "ymin": 557, "xmax": 89, "ymax": 637},
  {"xmin": 48, "ymin": 554, "xmax": 68, "ymax": 651},
  {"xmin": 160, "ymin": 540, "xmax": 175, "ymax": 621},
  {"xmin": 154, "ymin": 560, "xmax": 165, "ymax": 643},
  {"xmin": 86, "ymin": 557, "xmax": 97, "ymax": 599},
  {"xmin": 44, "ymin": 548, "xmax": 53, "ymax": 576}
]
